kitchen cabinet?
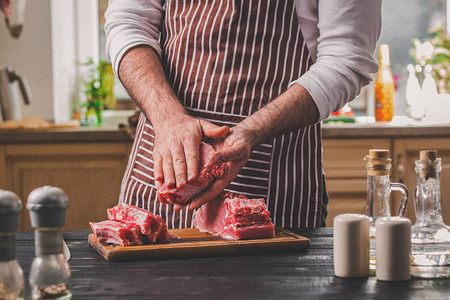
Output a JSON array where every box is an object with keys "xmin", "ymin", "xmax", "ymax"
[
  {"xmin": 323, "ymin": 137, "xmax": 450, "ymax": 227},
  {"xmin": 0, "ymin": 143, "xmax": 132, "ymax": 231}
]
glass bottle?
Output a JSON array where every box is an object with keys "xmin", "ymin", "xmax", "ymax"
[
  {"xmin": 364, "ymin": 149, "xmax": 409, "ymax": 269},
  {"xmin": 375, "ymin": 44, "xmax": 395, "ymax": 122},
  {"xmin": 411, "ymin": 150, "xmax": 450, "ymax": 278},
  {"xmin": 0, "ymin": 190, "xmax": 25, "ymax": 300},
  {"xmin": 27, "ymin": 186, "xmax": 72, "ymax": 300}
]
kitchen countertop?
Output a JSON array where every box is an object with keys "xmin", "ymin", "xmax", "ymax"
[
  {"xmin": 1, "ymin": 115, "xmax": 450, "ymax": 144},
  {"xmin": 16, "ymin": 229, "xmax": 450, "ymax": 299}
]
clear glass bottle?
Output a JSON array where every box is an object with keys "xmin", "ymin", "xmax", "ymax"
[
  {"xmin": 0, "ymin": 190, "xmax": 25, "ymax": 300},
  {"xmin": 364, "ymin": 149, "xmax": 409, "ymax": 269},
  {"xmin": 411, "ymin": 150, "xmax": 450, "ymax": 278},
  {"xmin": 27, "ymin": 186, "xmax": 72, "ymax": 300}
]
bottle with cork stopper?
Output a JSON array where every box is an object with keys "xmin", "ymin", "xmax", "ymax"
[
  {"xmin": 411, "ymin": 150, "xmax": 450, "ymax": 278},
  {"xmin": 0, "ymin": 190, "xmax": 25, "ymax": 300},
  {"xmin": 364, "ymin": 149, "xmax": 409, "ymax": 267},
  {"xmin": 375, "ymin": 44, "xmax": 395, "ymax": 122},
  {"xmin": 27, "ymin": 186, "xmax": 72, "ymax": 300}
]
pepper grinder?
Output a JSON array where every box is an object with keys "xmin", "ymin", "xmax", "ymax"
[
  {"xmin": 0, "ymin": 190, "xmax": 25, "ymax": 300},
  {"xmin": 27, "ymin": 186, "xmax": 72, "ymax": 300}
]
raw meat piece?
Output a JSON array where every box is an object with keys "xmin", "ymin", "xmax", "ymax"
[
  {"xmin": 107, "ymin": 203, "xmax": 169, "ymax": 243},
  {"xmin": 194, "ymin": 192, "xmax": 275, "ymax": 240},
  {"xmin": 220, "ymin": 223, "xmax": 275, "ymax": 240},
  {"xmin": 89, "ymin": 220, "xmax": 143, "ymax": 246},
  {"xmin": 157, "ymin": 142, "xmax": 227, "ymax": 206}
]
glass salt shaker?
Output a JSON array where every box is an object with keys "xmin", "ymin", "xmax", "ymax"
[
  {"xmin": 411, "ymin": 150, "xmax": 450, "ymax": 278},
  {"xmin": 27, "ymin": 186, "xmax": 72, "ymax": 300},
  {"xmin": 364, "ymin": 149, "xmax": 409, "ymax": 268},
  {"xmin": 0, "ymin": 190, "xmax": 25, "ymax": 300}
]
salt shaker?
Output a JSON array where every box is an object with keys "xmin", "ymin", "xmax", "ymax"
[
  {"xmin": 334, "ymin": 214, "xmax": 370, "ymax": 278},
  {"xmin": 27, "ymin": 186, "xmax": 72, "ymax": 300},
  {"xmin": 375, "ymin": 217, "xmax": 411, "ymax": 281},
  {"xmin": 0, "ymin": 190, "xmax": 25, "ymax": 300}
]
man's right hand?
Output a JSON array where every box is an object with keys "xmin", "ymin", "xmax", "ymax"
[
  {"xmin": 153, "ymin": 115, "xmax": 229, "ymax": 189},
  {"xmin": 118, "ymin": 46, "xmax": 229, "ymax": 190}
]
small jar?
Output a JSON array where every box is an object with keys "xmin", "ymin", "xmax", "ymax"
[
  {"xmin": 0, "ymin": 190, "xmax": 25, "ymax": 300},
  {"xmin": 27, "ymin": 186, "xmax": 71, "ymax": 300}
]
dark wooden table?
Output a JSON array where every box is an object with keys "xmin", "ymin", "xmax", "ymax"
[{"xmin": 16, "ymin": 228, "xmax": 449, "ymax": 299}]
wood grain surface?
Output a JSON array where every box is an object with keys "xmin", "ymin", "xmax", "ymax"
[
  {"xmin": 88, "ymin": 227, "xmax": 310, "ymax": 261},
  {"xmin": 15, "ymin": 229, "xmax": 450, "ymax": 299}
]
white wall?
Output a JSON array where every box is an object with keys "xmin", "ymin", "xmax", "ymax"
[
  {"xmin": 0, "ymin": 0, "xmax": 54, "ymax": 120},
  {"xmin": 0, "ymin": 0, "xmax": 98, "ymax": 122}
]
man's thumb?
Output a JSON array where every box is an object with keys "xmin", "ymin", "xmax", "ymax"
[{"xmin": 201, "ymin": 120, "xmax": 230, "ymax": 138}]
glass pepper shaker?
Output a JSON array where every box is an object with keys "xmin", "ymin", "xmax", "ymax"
[
  {"xmin": 0, "ymin": 190, "xmax": 25, "ymax": 300},
  {"xmin": 411, "ymin": 150, "xmax": 450, "ymax": 278},
  {"xmin": 364, "ymin": 149, "xmax": 409, "ymax": 268},
  {"xmin": 27, "ymin": 186, "xmax": 71, "ymax": 300}
]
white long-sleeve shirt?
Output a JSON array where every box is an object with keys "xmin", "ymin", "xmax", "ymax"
[{"xmin": 105, "ymin": 0, "xmax": 382, "ymax": 121}]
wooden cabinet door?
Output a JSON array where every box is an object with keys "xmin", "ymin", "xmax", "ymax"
[
  {"xmin": 393, "ymin": 138, "xmax": 450, "ymax": 225},
  {"xmin": 322, "ymin": 139, "xmax": 391, "ymax": 227},
  {"xmin": 2, "ymin": 143, "xmax": 132, "ymax": 231}
]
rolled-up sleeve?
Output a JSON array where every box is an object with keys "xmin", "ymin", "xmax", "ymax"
[
  {"xmin": 292, "ymin": 0, "xmax": 382, "ymax": 121},
  {"xmin": 105, "ymin": 0, "xmax": 164, "ymax": 77}
]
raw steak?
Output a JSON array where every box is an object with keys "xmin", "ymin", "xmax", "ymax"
[
  {"xmin": 107, "ymin": 203, "xmax": 169, "ymax": 243},
  {"xmin": 89, "ymin": 220, "xmax": 143, "ymax": 246},
  {"xmin": 194, "ymin": 192, "xmax": 275, "ymax": 240},
  {"xmin": 158, "ymin": 142, "xmax": 228, "ymax": 206}
]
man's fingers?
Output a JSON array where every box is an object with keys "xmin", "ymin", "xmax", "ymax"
[
  {"xmin": 184, "ymin": 139, "xmax": 199, "ymax": 182},
  {"xmin": 161, "ymin": 151, "xmax": 175, "ymax": 188},
  {"xmin": 153, "ymin": 152, "xmax": 164, "ymax": 182},
  {"xmin": 171, "ymin": 142, "xmax": 188, "ymax": 188},
  {"xmin": 189, "ymin": 175, "xmax": 229, "ymax": 210},
  {"xmin": 201, "ymin": 120, "xmax": 230, "ymax": 138},
  {"xmin": 173, "ymin": 204, "xmax": 184, "ymax": 212}
]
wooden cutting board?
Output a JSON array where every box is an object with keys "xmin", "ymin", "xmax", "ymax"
[{"xmin": 88, "ymin": 227, "xmax": 309, "ymax": 262}]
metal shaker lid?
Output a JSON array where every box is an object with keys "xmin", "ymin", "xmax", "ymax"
[
  {"xmin": 27, "ymin": 186, "xmax": 69, "ymax": 228},
  {"xmin": 0, "ymin": 190, "xmax": 22, "ymax": 233}
]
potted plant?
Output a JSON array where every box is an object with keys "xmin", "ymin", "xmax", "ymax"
[{"xmin": 78, "ymin": 59, "xmax": 115, "ymax": 125}]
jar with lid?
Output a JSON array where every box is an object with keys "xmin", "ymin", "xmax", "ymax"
[
  {"xmin": 0, "ymin": 190, "xmax": 25, "ymax": 300},
  {"xmin": 27, "ymin": 186, "xmax": 72, "ymax": 300},
  {"xmin": 411, "ymin": 150, "xmax": 450, "ymax": 278},
  {"xmin": 364, "ymin": 149, "xmax": 409, "ymax": 268}
]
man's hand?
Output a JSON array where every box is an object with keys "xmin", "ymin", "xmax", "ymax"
[
  {"xmin": 185, "ymin": 125, "xmax": 254, "ymax": 211},
  {"xmin": 118, "ymin": 46, "xmax": 230, "ymax": 188},
  {"xmin": 153, "ymin": 115, "xmax": 229, "ymax": 189},
  {"xmin": 180, "ymin": 84, "xmax": 319, "ymax": 211},
  {"xmin": 0, "ymin": 0, "xmax": 11, "ymax": 17}
]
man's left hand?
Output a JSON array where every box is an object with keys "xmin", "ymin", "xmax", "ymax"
[{"xmin": 173, "ymin": 125, "xmax": 256, "ymax": 211}]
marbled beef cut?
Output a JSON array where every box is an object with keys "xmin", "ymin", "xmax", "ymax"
[
  {"xmin": 89, "ymin": 220, "xmax": 143, "ymax": 246},
  {"xmin": 194, "ymin": 192, "xmax": 275, "ymax": 240},
  {"xmin": 107, "ymin": 203, "xmax": 169, "ymax": 243},
  {"xmin": 157, "ymin": 142, "xmax": 227, "ymax": 206},
  {"xmin": 90, "ymin": 203, "xmax": 169, "ymax": 246}
]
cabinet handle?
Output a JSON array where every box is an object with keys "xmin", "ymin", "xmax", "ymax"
[{"xmin": 397, "ymin": 154, "xmax": 405, "ymax": 183}]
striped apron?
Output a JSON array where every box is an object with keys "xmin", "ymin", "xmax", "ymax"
[{"xmin": 119, "ymin": 0, "xmax": 323, "ymax": 228}]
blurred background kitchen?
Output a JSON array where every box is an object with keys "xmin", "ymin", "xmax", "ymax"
[{"xmin": 0, "ymin": 0, "xmax": 449, "ymax": 230}]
